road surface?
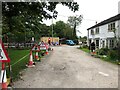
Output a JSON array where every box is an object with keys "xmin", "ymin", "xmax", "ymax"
[{"xmin": 14, "ymin": 45, "xmax": 118, "ymax": 88}]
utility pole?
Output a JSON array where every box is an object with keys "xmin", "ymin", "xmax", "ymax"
[{"xmin": 52, "ymin": 13, "xmax": 54, "ymax": 43}]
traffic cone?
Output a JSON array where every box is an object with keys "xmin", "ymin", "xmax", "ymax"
[
  {"xmin": 93, "ymin": 51, "xmax": 96, "ymax": 55},
  {"xmin": 90, "ymin": 50, "xmax": 95, "ymax": 55},
  {"xmin": 0, "ymin": 63, "xmax": 7, "ymax": 90},
  {"xmin": 92, "ymin": 50, "xmax": 96, "ymax": 55},
  {"xmin": 34, "ymin": 51, "xmax": 41, "ymax": 62},
  {"xmin": 26, "ymin": 51, "xmax": 35, "ymax": 67},
  {"xmin": 45, "ymin": 50, "xmax": 49, "ymax": 55},
  {"xmin": 35, "ymin": 52, "xmax": 39, "ymax": 60}
]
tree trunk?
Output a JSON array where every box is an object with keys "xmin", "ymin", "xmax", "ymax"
[{"xmin": 73, "ymin": 22, "xmax": 77, "ymax": 40}]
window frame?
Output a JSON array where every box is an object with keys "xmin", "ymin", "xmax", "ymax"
[
  {"xmin": 108, "ymin": 22, "xmax": 116, "ymax": 32},
  {"xmin": 109, "ymin": 39, "xmax": 114, "ymax": 48},
  {"xmin": 91, "ymin": 29, "xmax": 94, "ymax": 35},
  {"xmin": 95, "ymin": 27, "xmax": 99, "ymax": 34}
]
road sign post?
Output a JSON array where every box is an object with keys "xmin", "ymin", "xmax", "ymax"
[
  {"xmin": 0, "ymin": 39, "xmax": 11, "ymax": 89},
  {"xmin": 0, "ymin": 39, "xmax": 10, "ymax": 63}
]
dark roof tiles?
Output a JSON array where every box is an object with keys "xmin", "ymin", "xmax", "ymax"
[{"xmin": 87, "ymin": 14, "xmax": 120, "ymax": 30}]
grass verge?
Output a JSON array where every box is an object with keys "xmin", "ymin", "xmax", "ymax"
[
  {"xmin": 79, "ymin": 47, "xmax": 119, "ymax": 65},
  {"xmin": 5, "ymin": 49, "xmax": 47, "ymax": 81},
  {"xmin": 80, "ymin": 48, "xmax": 90, "ymax": 53},
  {"xmin": 6, "ymin": 49, "xmax": 30, "ymax": 81}
]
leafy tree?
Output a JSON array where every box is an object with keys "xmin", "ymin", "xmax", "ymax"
[
  {"xmin": 53, "ymin": 21, "xmax": 65, "ymax": 38},
  {"xmin": 67, "ymin": 15, "xmax": 83, "ymax": 40},
  {"xmin": 52, "ymin": 20, "xmax": 74, "ymax": 39},
  {"xmin": 2, "ymin": 2, "xmax": 79, "ymax": 42}
]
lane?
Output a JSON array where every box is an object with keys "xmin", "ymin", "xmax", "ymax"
[{"xmin": 14, "ymin": 45, "xmax": 118, "ymax": 88}]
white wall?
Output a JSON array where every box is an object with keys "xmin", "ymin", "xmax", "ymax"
[
  {"xmin": 118, "ymin": 20, "xmax": 120, "ymax": 38},
  {"xmin": 117, "ymin": 1, "xmax": 120, "ymax": 39},
  {"xmin": 88, "ymin": 21, "xmax": 119, "ymax": 48},
  {"xmin": 118, "ymin": 1, "xmax": 120, "ymax": 14},
  {"xmin": 88, "ymin": 24, "xmax": 115, "ymax": 39}
]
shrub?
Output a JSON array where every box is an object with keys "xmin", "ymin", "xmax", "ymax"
[
  {"xmin": 97, "ymin": 48, "xmax": 109, "ymax": 55},
  {"xmin": 82, "ymin": 45, "xmax": 88, "ymax": 49},
  {"xmin": 108, "ymin": 50, "xmax": 118, "ymax": 60}
]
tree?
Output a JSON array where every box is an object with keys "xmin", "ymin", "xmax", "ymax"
[
  {"xmin": 2, "ymin": 2, "xmax": 79, "ymax": 42},
  {"xmin": 53, "ymin": 21, "xmax": 73, "ymax": 39},
  {"xmin": 67, "ymin": 15, "xmax": 83, "ymax": 40}
]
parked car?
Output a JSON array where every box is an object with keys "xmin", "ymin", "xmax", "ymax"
[{"xmin": 66, "ymin": 40, "xmax": 75, "ymax": 46}]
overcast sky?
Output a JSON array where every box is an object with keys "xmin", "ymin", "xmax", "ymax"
[{"xmin": 43, "ymin": 0, "xmax": 120, "ymax": 37}]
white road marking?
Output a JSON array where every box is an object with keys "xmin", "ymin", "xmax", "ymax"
[{"xmin": 98, "ymin": 72, "xmax": 109, "ymax": 77}]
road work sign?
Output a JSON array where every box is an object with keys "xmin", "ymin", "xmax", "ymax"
[
  {"xmin": 0, "ymin": 39, "xmax": 10, "ymax": 62},
  {"xmin": 32, "ymin": 44, "xmax": 40, "ymax": 52},
  {"xmin": 40, "ymin": 44, "xmax": 46, "ymax": 50}
]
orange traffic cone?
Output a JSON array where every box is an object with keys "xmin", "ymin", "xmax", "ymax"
[
  {"xmin": 91, "ymin": 50, "xmax": 96, "ymax": 56},
  {"xmin": 93, "ymin": 51, "xmax": 96, "ymax": 55},
  {"xmin": 0, "ymin": 63, "xmax": 7, "ymax": 90},
  {"xmin": 35, "ymin": 52, "xmax": 39, "ymax": 60},
  {"xmin": 92, "ymin": 50, "xmax": 96, "ymax": 55},
  {"xmin": 35, "ymin": 51, "xmax": 40, "ymax": 61},
  {"xmin": 26, "ymin": 51, "xmax": 35, "ymax": 67},
  {"xmin": 45, "ymin": 50, "xmax": 49, "ymax": 55}
]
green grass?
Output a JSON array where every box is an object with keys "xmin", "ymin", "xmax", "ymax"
[
  {"xmin": 80, "ymin": 48, "xmax": 90, "ymax": 53},
  {"xmin": 6, "ymin": 49, "xmax": 30, "ymax": 81},
  {"xmin": 79, "ymin": 47, "xmax": 119, "ymax": 65},
  {"xmin": 5, "ymin": 49, "xmax": 46, "ymax": 81},
  {"xmin": 99, "ymin": 56, "xmax": 119, "ymax": 65}
]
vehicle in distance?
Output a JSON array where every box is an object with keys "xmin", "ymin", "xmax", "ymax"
[{"xmin": 66, "ymin": 40, "xmax": 75, "ymax": 46}]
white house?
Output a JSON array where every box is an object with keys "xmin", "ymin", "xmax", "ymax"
[{"xmin": 87, "ymin": 14, "xmax": 120, "ymax": 49}]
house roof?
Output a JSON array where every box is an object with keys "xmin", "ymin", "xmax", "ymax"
[{"xmin": 87, "ymin": 14, "xmax": 120, "ymax": 30}]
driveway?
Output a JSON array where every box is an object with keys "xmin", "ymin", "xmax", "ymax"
[{"xmin": 14, "ymin": 45, "xmax": 118, "ymax": 88}]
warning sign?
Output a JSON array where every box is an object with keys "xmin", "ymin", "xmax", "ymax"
[
  {"xmin": 0, "ymin": 39, "xmax": 10, "ymax": 62},
  {"xmin": 32, "ymin": 44, "xmax": 40, "ymax": 52},
  {"xmin": 40, "ymin": 44, "xmax": 46, "ymax": 50}
]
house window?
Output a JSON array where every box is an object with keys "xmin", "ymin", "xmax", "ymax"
[
  {"xmin": 106, "ymin": 39, "xmax": 108, "ymax": 48},
  {"xmin": 112, "ymin": 23, "xmax": 115, "ymax": 30},
  {"xmin": 91, "ymin": 29, "xmax": 94, "ymax": 35},
  {"xmin": 109, "ymin": 39, "xmax": 114, "ymax": 48},
  {"xmin": 102, "ymin": 41, "xmax": 105, "ymax": 48},
  {"xmin": 89, "ymin": 39, "xmax": 91, "ymax": 45},
  {"xmin": 95, "ymin": 27, "xmax": 99, "ymax": 34},
  {"xmin": 108, "ymin": 24, "xmax": 111, "ymax": 31},
  {"xmin": 96, "ymin": 40, "xmax": 99, "ymax": 48},
  {"xmin": 108, "ymin": 22, "xmax": 115, "ymax": 32}
]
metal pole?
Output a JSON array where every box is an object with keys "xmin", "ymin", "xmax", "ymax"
[{"xmin": 52, "ymin": 15, "xmax": 53, "ymax": 43}]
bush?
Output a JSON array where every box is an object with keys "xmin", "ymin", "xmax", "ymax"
[
  {"xmin": 82, "ymin": 45, "xmax": 88, "ymax": 49},
  {"xmin": 97, "ymin": 48, "xmax": 109, "ymax": 55},
  {"xmin": 108, "ymin": 50, "xmax": 118, "ymax": 60}
]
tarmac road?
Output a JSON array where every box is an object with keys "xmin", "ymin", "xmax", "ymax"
[{"xmin": 14, "ymin": 45, "xmax": 118, "ymax": 88}]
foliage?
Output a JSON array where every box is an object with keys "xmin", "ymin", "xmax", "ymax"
[
  {"xmin": 6, "ymin": 49, "xmax": 29, "ymax": 80},
  {"xmin": 107, "ymin": 50, "xmax": 118, "ymax": 60},
  {"xmin": 67, "ymin": 15, "xmax": 83, "ymax": 28},
  {"xmin": 67, "ymin": 15, "xmax": 83, "ymax": 40},
  {"xmin": 79, "ymin": 36, "xmax": 87, "ymax": 43},
  {"xmin": 2, "ymin": 2, "xmax": 79, "ymax": 43},
  {"xmin": 53, "ymin": 21, "xmax": 74, "ymax": 39},
  {"xmin": 82, "ymin": 45, "xmax": 88, "ymax": 49},
  {"xmin": 80, "ymin": 47, "xmax": 90, "ymax": 53},
  {"xmin": 97, "ymin": 48, "xmax": 109, "ymax": 55}
]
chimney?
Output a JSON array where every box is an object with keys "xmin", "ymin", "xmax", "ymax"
[
  {"xmin": 118, "ymin": 1, "xmax": 120, "ymax": 14},
  {"xmin": 95, "ymin": 21, "xmax": 97, "ymax": 24}
]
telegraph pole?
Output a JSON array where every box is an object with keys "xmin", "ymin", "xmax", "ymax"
[{"xmin": 52, "ymin": 13, "xmax": 54, "ymax": 43}]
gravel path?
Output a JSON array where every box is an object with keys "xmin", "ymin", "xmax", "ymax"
[{"xmin": 13, "ymin": 45, "xmax": 118, "ymax": 88}]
